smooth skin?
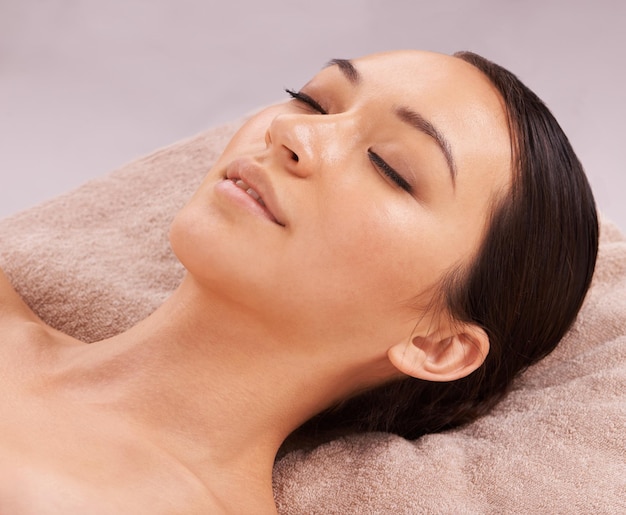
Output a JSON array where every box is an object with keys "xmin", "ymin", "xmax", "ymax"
[{"xmin": 0, "ymin": 50, "xmax": 511, "ymax": 514}]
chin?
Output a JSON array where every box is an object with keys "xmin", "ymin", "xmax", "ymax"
[{"xmin": 169, "ymin": 200, "xmax": 268, "ymax": 298}]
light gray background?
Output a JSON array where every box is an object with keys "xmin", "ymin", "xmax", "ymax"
[{"xmin": 1, "ymin": 0, "xmax": 624, "ymax": 231}]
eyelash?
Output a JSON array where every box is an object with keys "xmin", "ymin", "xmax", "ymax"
[
  {"xmin": 285, "ymin": 88, "xmax": 327, "ymax": 115},
  {"xmin": 368, "ymin": 150, "xmax": 412, "ymax": 193},
  {"xmin": 285, "ymin": 88, "xmax": 412, "ymax": 193}
]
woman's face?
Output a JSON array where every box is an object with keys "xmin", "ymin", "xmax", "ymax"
[{"xmin": 171, "ymin": 50, "xmax": 511, "ymax": 350}]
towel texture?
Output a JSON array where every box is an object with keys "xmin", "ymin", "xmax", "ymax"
[{"xmin": 1, "ymin": 119, "xmax": 624, "ymax": 513}]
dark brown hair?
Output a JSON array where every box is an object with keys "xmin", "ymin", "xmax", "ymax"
[{"xmin": 291, "ymin": 51, "xmax": 599, "ymax": 442}]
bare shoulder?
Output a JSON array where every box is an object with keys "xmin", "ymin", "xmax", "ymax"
[
  {"xmin": 0, "ymin": 435, "xmax": 221, "ymax": 515},
  {"xmin": 0, "ymin": 266, "xmax": 61, "ymax": 363},
  {"xmin": 0, "ymin": 266, "xmax": 40, "ymax": 322},
  {"xmin": 0, "ymin": 467, "xmax": 219, "ymax": 515},
  {"xmin": 0, "ymin": 266, "xmax": 16, "ymax": 299}
]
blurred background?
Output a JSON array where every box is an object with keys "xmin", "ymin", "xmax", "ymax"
[{"xmin": 1, "ymin": 0, "xmax": 624, "ymax": 230}]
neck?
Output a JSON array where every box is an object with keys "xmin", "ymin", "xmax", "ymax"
[{"xmin": 50, "ymin": 274, "xmax": 391, "ymax": 507}]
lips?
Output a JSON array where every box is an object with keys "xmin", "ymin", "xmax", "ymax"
[
  {"xmin": 232, "ymin": 179, "xmax": 266, "ymax": 207},
  {"xmin": 223, "ymin": 158, "xmax": 286, "ymax": 226}
]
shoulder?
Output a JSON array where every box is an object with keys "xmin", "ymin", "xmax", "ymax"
[
  {"xmin": 0, "ymin": 432, "xmax": 221, "ymax": 515},
  {"xmin": 0, "ymin": 266, "xmax": 16, "ymax": 302},
  {"xmin": 0, "ymin": 266, "xmax": 40, "ymax": 322},
  {"xmin": 0, "ymin": 266, "xmax": 62, "ymax": 364}
]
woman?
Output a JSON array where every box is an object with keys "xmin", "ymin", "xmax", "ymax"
[{"xmin": 0, "ymin": 50, "xmax": 597, "ymax": 513}]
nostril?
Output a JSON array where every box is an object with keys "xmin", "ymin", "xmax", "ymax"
[{"xmin": 291, "ymin": 151, "xmax": 299, "ymax": 162}]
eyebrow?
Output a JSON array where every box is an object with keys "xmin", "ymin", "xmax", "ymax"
[
  {"xmin": 325, "ymin": 58, "xmax": 360, "ymax": 84},
  {"xmin": 326, "ymin": 57, "xmax": 456, "ymax": 185},
  {"xmin": 396, "ymin": 106, "xmax": 457, "ymax": 184}
]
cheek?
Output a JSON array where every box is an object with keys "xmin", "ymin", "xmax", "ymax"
[{"xmin": 292, "ymin": 198, "xmax": 447, "ymax": 313}]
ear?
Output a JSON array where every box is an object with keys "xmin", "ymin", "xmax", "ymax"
[{"xmin": 387, "ymin": 324, "xmax": 489, "ymax": 382}]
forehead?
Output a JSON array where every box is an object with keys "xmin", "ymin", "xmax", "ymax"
[
  {"xmin": 316, "ymin": 50, "xmax": 509, "ymax": 138},
  {"xmin": 347, "ymin": 50, "xmax": 507, "ymax": 126},
  {"xmin": 339, "ymin": 50, "xmax": 512, "ymax": 188},
  {"xmin": 356, "ymin": 50, "xmax": 477, "ymax": 74}
]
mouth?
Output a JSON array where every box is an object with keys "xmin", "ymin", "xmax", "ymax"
[
  {"xmin": 231, "ymin": 179, "xmax": 267, "ymax": 208},
  {"xmin": 222, "ymin": 159, "xmax": 286, "ymax": 227}
]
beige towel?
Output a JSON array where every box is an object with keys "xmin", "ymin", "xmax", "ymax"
[{"xmin": 1, "ymin": 119, "xmax": 624, "ymax": 514}]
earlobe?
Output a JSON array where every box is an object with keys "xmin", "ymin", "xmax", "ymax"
[{"xmin": 388, "ymin": 325, "xmax": 489, "ymax": 382}]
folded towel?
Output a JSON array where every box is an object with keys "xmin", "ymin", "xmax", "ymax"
[{"xmin": 1, "ymin": 119, "xmax": 624, "ymax": 513}]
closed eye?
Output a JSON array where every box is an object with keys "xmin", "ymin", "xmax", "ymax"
[
  {"xmin": 368, "ymin": 150, "xmax": 412, "ymax": 193},
  {"xmin": 285, "ymin": 88, "xmax": 328, "ymax": 115},
  {"xmin": 286, "ymin": 89, "xmax": 411, "ymax": 193}
]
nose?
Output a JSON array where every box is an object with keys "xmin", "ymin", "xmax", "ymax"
[{"xmin": 264, "ymin": 113, "xmax": 322, "ymax": 178}]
